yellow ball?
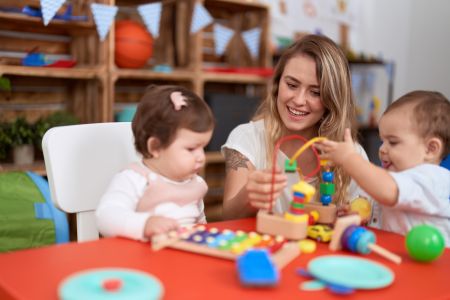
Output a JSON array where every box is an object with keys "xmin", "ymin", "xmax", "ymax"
[
  {"xmin": 298, "ymin": 239, "xmax": 317, "ymax": 254},
  {"xmin": 350, "ymin": 197, "xmax": 372, "ymax": 220}
]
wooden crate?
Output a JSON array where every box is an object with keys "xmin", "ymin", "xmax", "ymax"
[
  {"xmin": 202, "ymin": 0, "xmax": 270, "ymax": 68},
  {"xmin": 113, "ymin": 0, "xmax": 196, "ymax": 70}
]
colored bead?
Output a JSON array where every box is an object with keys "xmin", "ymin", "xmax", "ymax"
[
  {"xmin": 292, "ymin": 195, "xmax": 305, "ymax": 203},
  {"xmin": 293, "ymin": 191, "xmax": 305, "ymax": 198},
  {"xmin": 320, "ymin": 183, "xmax": 335, "ymax": 195},
  {"xmin": 310, "ymin": 210, "xmax": 319, "ymax": 222},
  {"xmin": 322, "ymin": 171, "xmax": 334, "ymax": 182},
  {"xmin": 289, "ymin": 206, "xmax": 305, "ymax": 215},
  {"xmin": 341, "ymin": 225, "xmax": 358, "ymax": 250},
  {"xmin": 356, "ymin": 230, "xmax": 376, "ymax": 254},
  {"xmin": 320, "ymin": 194, "xmax": 332, "ymax": 206},
  {"xmin": 308, "ymin": 211, "xmax": 319, "ymax": 225},
  {"xmin": 320, "ymin": 159, "xmax": 329, "ymax": 166},
  {"xmin": 290, "ymin": 202, "xmax": 305, "ymax": 209},
  {"xmin": 285, "ymin": 159, "xmax": 297, "ymax": 172},
  {"xmin": 347, "ymin": 227, "xmax": 366, "ymax": 253}
]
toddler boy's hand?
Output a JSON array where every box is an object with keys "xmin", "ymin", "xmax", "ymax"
[
  {"xmin": 316, "ymin": 128, "xmax": 357, "ymax": 166},
  {"xmin": 144, "ymin": 216, "xmax": 179, "ymax": 238}
]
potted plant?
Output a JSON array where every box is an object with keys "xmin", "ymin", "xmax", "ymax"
[
  {"xmin": 9, "ymin": 117, "xmax": 35, "ymax": 165},
  {"xmin": 0, "ymin": 121, "xmax": 12, "ymax": 161}
]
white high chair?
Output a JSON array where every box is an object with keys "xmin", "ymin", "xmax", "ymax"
[{"xmin": 42, "ymin": 122, "xmax": 141, "ymax": 242}]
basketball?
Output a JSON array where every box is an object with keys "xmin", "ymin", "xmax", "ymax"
[{"xmin": 115, "ymin": 20, "xmax": 153, "ymax": 68}]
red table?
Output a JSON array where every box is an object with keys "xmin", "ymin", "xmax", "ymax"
[{"xmin": 0, "ymin": 218, "xmax": 449, "ymax": 300}]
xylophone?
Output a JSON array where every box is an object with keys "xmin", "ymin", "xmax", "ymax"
[{"xmin": 151, "ymin": 225, "xmax": 300, "ymax": 269}]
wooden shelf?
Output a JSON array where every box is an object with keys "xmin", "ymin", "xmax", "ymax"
[
  {"xmin": 112, "ymin": 69, "xmax": 196, "ymax": 81},
  {"xmin": 0, "ymin": 11, "xmax": 95, "ymax": 30},
  {"xmin": 201, "ymin": 72, "xmax": 269, "ymax": 84},
  {"xmin": 0, "ymin": 65, "xmax": 102, "ymax": 79},
  {"xmin": 0, "ymin": 161, "xmax": 46, "ymax": 176},
  {"xmin": 205, "ymin": 0, "xmax": 268, "ymax": 10}
]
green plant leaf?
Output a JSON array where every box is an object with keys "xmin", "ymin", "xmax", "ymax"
[{"xmin": 0, "ymin": 76, "xmax": 11, "ymax": 91}]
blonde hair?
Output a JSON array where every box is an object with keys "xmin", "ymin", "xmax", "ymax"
[{"xmin": 254, "ymin": 34, "xmax": 357, "ymax": 205}]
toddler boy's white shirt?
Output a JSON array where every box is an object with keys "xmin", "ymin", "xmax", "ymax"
[{"xmin": 380, "ymin": 164, "xmax": 450, "ymax": 247}]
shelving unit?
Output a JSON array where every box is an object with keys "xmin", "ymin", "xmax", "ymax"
[{"xmin": 0, "ymin": 0, "xmax": 271, "ymax": 221}]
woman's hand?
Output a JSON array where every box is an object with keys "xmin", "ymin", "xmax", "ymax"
[
  {"xmin": 245, "ymin": 168, "xmax": 287, "ymax": 211},
  {"xmin": 144, "ymin": 216, "xmax": 179, "ymax": 238}
]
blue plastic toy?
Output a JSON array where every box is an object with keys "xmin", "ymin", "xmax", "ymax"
[{"xmin": 237, "ymin": 249, "xmax": 279, "ymax": 287}]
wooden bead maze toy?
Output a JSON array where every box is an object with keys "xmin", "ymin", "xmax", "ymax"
[
  {"xmin": 151, "ymin": 226, "xmax": 300, "ymax": 270},
  {"xmin": 257, "ymin": 135, "xmax": 337, "ymax": 239}
]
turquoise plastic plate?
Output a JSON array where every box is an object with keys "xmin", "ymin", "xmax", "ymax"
[
  {"xmin": 308, "ymin": 255, "xmax": 394, "ymax": 289},
  {"xmin": 59, "ymin": 268, "xmax": 163, "ymax": 300}
]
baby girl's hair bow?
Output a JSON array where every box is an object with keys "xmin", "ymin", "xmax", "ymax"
[{"xmin": 170, "ymin": 91, "xmax": 188, "ymax": 111}]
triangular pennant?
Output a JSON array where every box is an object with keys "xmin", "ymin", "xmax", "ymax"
[
  {"xmin": 190, "ymin": 3, "xmax": 213, "ymax": 34},
  {"xmin": 213, "ymin": 24, "xmax": 234, "ymax": 56},
  {"xmin": 90, "ymin": 3, "xmax": 118, "ymax": 41},
  {"xmin": 137, "ymin": 2, "xmax": 162, "ymax": 38},
  {"xmin": 40, "ymin": 0, "xmax": 65, "ymax": 26},
  {"xmin": 242, "ymin": 27, "xmax": 261, "ymax": 59}
]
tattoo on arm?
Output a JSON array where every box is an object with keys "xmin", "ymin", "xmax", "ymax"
[{"xmin": 223, "ymin": 148, "xmax": 250, "ymax": 172}]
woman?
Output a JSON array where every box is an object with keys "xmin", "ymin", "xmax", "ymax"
[{"xmin": 221, "ymin": 34, "xmax": 371, "ymax": 220}]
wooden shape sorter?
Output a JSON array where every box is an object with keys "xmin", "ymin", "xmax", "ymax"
[{"xmin": 151, "ymin": 225, "xmax": 300, "ymax": 270}]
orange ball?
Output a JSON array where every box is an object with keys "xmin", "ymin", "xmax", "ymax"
[{"xmin": 115, "ymin": 20, "xmax": 153, "ymax": 68}]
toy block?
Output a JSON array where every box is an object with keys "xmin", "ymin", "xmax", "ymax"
[
  {"xmin": 284, "ymin": 159, "xmax": 297, "ymax": 172},
  {"xmin": 290, "ymin": 201, "xmax": 304, "ymax": 209},
  {"xmin": 320, "ymin": 183, "xmax": 335, "ymax": 195},
  {"xmin": 257, "ymin": 210, "xmax": 307, "ymax": 240},
  {"xmin": 287, "ymin": 206, "xmax": 305, "ymax": 215},
  {"xmin": 303, "ymin": 202, "xmax": 337, "ymax": 224},
  {"xmin": 292, "ymin": 195, "xmax": 305, "ymax": 204}
]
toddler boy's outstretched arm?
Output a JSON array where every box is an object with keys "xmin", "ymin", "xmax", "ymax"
[{"xmin": 317, "ymin": 128, "xmax": 398, "ymax": 206}]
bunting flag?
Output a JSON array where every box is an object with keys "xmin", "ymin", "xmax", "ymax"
[
  {"xmin": 213, "ymin": 24, "xmax": 234, "ymax": 56},
  {"xmin": 90, "ymin": 3, "xmax": 118, "ymax": 41},
  {"xmin": 190, "ymin": 3, "xmax": 213, "ymax": 34},
  {"xmin": 40, "ymin": 0, "xmax": 65, "ymax": 26},
  {"xmin": 137, "ymin": 2, "xmax": 162, "ymax": 38},
  {"xmin": 242, "ymin": 27, "xmax": 261, "ymax": 59}
]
